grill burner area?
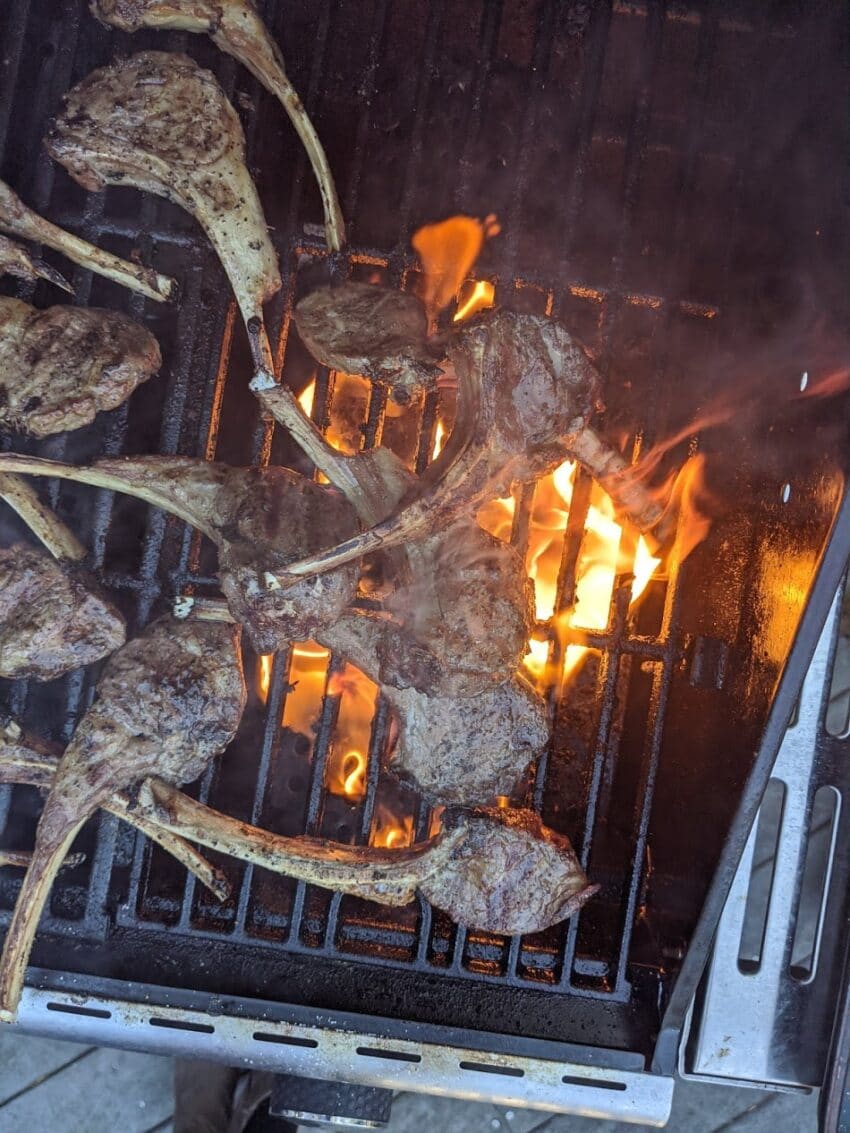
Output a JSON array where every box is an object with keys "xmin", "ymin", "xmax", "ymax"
[{"xmin": 0, "ymin": 0, "xmax": 848, "ymax": 1085}]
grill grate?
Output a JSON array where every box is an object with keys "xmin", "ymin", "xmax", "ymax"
[{"xmin": 0, "ymin": 0, "xmax": 847, "ymax": 1061}]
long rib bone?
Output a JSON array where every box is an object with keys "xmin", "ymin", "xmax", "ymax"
[
  {"xmin": 0, "ymin": 454, "xmax": 360, "ymax": 655},
  {"xmin": 0, "ymin": 616, "xmax": 246, "ymax": 1022},
  {"xmin": 0, "ymin": 234, "xmax": 72, "ymax": 292},
  {"xmin": 91, "ymin": 0, "xmax": 345, "ymax": 252},
  {"xmin": 0, "ymin": 179, "xmax": 174, "ymax": 302},
  {"xmin": 0, "ymin": 735, "xmax": 465, "ymax": 906},
  {"xmin": 0, "ymin": 723, "xmax": 229, "ymax": 901}
]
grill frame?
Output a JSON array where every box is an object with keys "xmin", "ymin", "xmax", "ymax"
[{"xmin": 0, "ymin": 0, "xmax": 847, "ymax": 1106}]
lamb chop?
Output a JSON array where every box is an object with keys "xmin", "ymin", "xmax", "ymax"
[
  {"xmin": 0, "ymin": 454, "xmax": 360, "ymax": 655},
  {"xmin": 0, "ymin": 472, "xmax": 125, "ymax": 680},
  {"xmin": 0, "ymin": 298, "xmax": 160, "ymax": 437},
  {"xmin": 0, "ymin": 719, "xmax": 229, "ymax": 900},
  {"xmin": 90, "ymin": 0, "xmax": 346, "ymax": 252},
  {"xmin": 295, "ymin": 283, "xmax": 444, "ymax": 397},
  {"xmin": 0, "ymin": 543, "xmax": 125, "ymax": 681},
  {"xmin": 278, "ymin": 297, "xmax": 669, "ymax": 582},
  {"xmin": 419, "ymin": 808, "xmax": 598, "ymax": 936},
  {"xmin": 0, "ymin": 178, "xmax": 174, "ymax": 302},
  {"xmin": 0, "ymin": 234, "xmax": 72, "ymax": 292},
  {"xmin": 0, "ymin": 722, "xmax": 464, "ymax": 908},
  {"xmin": 46, "ymin": 51, "xmax": 280, "ymax": 341},
  {"xmin": 0, "ymin": 615, "xmax": 246, "ymax": 1022},
  {"xmin": 46, "ymin": 50, "xmax": 360, "ymax": 506}
]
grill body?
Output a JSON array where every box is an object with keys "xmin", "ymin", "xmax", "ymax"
[{"xmin": 0, "ymin": 0, "xmax": 848, "ymax": 1117}]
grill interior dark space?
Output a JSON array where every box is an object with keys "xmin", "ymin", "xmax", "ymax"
[{"xmin": 0, "ymin": 0, "xmax": 848, "ymax": 1066}]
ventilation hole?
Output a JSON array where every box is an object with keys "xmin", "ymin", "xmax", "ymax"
[
  {"xmin": 562, "ymin": 1074, "xmax": 628, "ymax": 1092},
  {"xmin": 781, "ymin": 483, "xmax": 792, "ymax": 503},
  {"xmin": 149, "ymin": 1017, "xmax": 214, "ymax": 1034},
  {"xmin": 252, "ymin": 1032, "xmax": 318, "ymax": 1048},
  {"xmin": 46, "ymin": 1002, "xmax": 111, "ymax": 1019},
  {"xmin": 356, "ymin": 1046, "xmax": 421, "ymax": 1064},
  {"xmin": 790, "ymin": 786, "xmax": 840, "ymax": 982},
  {"xmin": 826, "ymin": 630, "xmax": 850, "ymax": 737},
  {"xmin": 800, "ymin": 371, "xmax": 809, "ymax": 392},
  {"xmin": 737, "ymin": 778, "xmax": 786, "ymax": 973},
  {"xmin": 459, "ymin": 1061, "xmax": 524, "ymax": 1078}
]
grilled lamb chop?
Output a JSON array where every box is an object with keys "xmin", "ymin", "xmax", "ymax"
[
  {"xmin": 91, "ymin": 0, "xmax": 345, "ymax": 252},
  {"xmin": 318, "ymin": 615, "xmax": 548, "ymax": 805},
  {"xmin": 0, "ymin": 235, "xmax": 71, "ymax": 292},
  {"xmin": 0, "ymin": 544, "xmax": 124, "ymax": 681},
  {"xmin": 45, "ymin": 50, "xmax": 355, "ymax": 501},
  {"xmin": 0, "ymin": 472, "xmax": 125, "ymax": 680},
  {"xmin": 0, "ymin": 178, "xmax": 173, "ymax": 302},
  {"xmin": 0, "ymin": 615, "xmax": 246, "ymax": 1022},
  {"xmin": 0, "ymin": 298, "xmax": 160, "ymax": 437},
  {"xmin": 295, "ymin": 283, "xmax": 444, "ymax": 397},
  {"xmin": 0, "ymin": 720, "xmax": 229, "ymax": 900},
  {"xmin": 0, "ymin": 725, "xmax": 464, "ymax": 907},
  {"xmin": 47, "ymin": 52, "xmax": 279, "ymax": 338},
  {"xmin": 0, "ymin": 454, "xmax": 360, "ymax": 655},
  {"xmin": 419, "ymin": 808, "xmax": 598, "ymax": 936},
  {"xmin": 278, "ymin": 301, "xmax": 668, "ymax": 581}
]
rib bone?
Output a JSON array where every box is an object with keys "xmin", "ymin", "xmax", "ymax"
[
  {"xmin": 0, "ymin": 723, "xmax": 229, "ymax": 901},
  {"xmin": 90, "ymin": 0, "xmax": 345, "ymax": 251},
  {"xmin": 0, "ymin": 178, "xmax": 174, "ymax": 302},
  {"xmin": 0, "ymin": 234, "xmax": 72, "ymax": 292}
]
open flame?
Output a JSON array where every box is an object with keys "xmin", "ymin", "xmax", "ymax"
[
  {"xmin": 326, "ymin": 662, "xmax": 378, "ymax": 801},
  {"xmin": 281, "ymin": 641, "xmax": 331, "ymax": 737},
  {"xmin": 371, "ymin": 805, "xmax": 415, "ymax": 849},
  {"xmin": 453, "ymin": 279, "xmax": 496, "ymax": 323},
  {"xmin": 432, "ymin": 419, "xmax": 447, "ymax": 461},
  {"xmin": 257, "ymin": 654, "xmax": 273, "ymax": 702},
  {"xmin": 297, "ymin": 380, "xmax": 315, "ymax": 416},
  {"xmin": 412, "ymin": 214, "xmax": 499, "ymax": 318}
]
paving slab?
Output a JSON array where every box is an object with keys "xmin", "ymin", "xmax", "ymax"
[{"xmin": 0, "ymin": 1029, "xmax": 93, "ymax": 1104}]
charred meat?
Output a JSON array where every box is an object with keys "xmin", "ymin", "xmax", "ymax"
[
  {"xmin": 0, "ymin": 298, "xmax": 160, "ymax": 437},
  {"xmin": 0, "ymin": 616, "xmax": 246, "ymax": 1021},
  {"xmin": 0, "ymin": 544, "xmax": 125, "ymax": 681},
  {"xmin": 420, "ymin": 808, "xmax": 598, "ymax": 935}
]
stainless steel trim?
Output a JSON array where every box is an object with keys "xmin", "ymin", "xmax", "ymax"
[
  {"xmin": 687, "ymin": 585, "xmax": 845, "ymax": 1090},
  {"xmin": 14, "ymin": 986, "xmax": 674, "ymax": 1127}
]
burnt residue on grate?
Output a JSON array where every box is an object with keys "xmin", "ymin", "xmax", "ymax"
[{"xmin": 0, "ymin": 0, "xmax": 848, "ymax": 1057}]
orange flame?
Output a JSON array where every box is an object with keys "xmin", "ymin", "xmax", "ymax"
[
  {"xmin": 297, "ymin": 380, "xmax": 316, "ymax": 416},
  {"xmin": 477, "ymin": 494, "xmax": 516, "ymax": 542},
  {"xmin": 326, "ymin": 662, "xmax": 378, "ymax": 801},
  {"xmin": 257, "ymin": 654, "xmax": 273, "ymax": 702},
  {"xmin": 432, "ymin": 419, "xmax": 447, "ymax": 460},
  {"xmin": 372, "ymin": 805, "xmax": 415, "ymax": 849},
  {"xmin": 412, "ymin": 214, "xmax": 499, "ymax": 317},
  {"xmin": 281, "ymin": 641, "xmax": 331, "ymax": 737},
  {"xmin": 453, "ymin": 279, "xmax": 496, "ymax": 323},
  {"xmin": 517, "ymin": 459, "xmax": 661, "ymax": 687},
  {"xmin": 661, "ymin": 454, "xmax": 713, "ymax": 563}
]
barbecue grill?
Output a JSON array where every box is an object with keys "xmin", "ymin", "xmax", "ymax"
[{"xmin": 1, "ymin": 0, "xmax": 849, "ymax": 1127}]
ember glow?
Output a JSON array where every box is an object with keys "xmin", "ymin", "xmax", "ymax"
[
  {"xmin": 432, "ymin": 419, "xmax": 447, "ymax": 460},
  {"xmin": 326, "ymin": 662, "xmax": 378, "ymax": 801},
  {"xmin": 282, "ymin": 642, "xmax": 331, "ymax": 737},
  {"xmin": 371, "ymin": 805, "xmax": 414, "ymax": 848},
  {"xmin": 412, "ymin": 213, "xmax": 499, "ymax": 317},
  {"xmin": 453, "ymin": 279, "xmax": 496, "ymax": 323},
  {"xmin": 257, "ymin": 653, "xmax": 272, "ymax": 702}
]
